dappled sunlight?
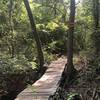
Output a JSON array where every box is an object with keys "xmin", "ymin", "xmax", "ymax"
[{"xmin": 0, "ymin": 0, "xmax": 100, "ymax": 100}]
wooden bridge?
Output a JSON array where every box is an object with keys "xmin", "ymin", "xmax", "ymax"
[{"xmin": 15, "ymin": 57, "xmax": 66, "ymax": 100}]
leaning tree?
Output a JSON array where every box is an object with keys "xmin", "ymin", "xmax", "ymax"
[{"xmin": 23, "ymin": 0, "xmax": 44, "ymax": 67}]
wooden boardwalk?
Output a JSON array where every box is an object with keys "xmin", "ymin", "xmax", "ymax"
[{"xmin": 15, "ymin": 57, "xmax": 66, "ymax": 100}]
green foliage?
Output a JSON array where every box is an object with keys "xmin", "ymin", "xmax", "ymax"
[
  {"xmin": 0, "ymin": 55, "xmax": 37, "ymax": 95},
  {"xmin": 67, "ymin": 93, "xmax": 78, "ymax": 100},
  {"xmin": 46, "ymin": 40, "xmax": 67, "ymax": 54},
  {"xmin": 92, "ymin": 56, "xmax": 100, "ymax": 75},
  {"xmin": 44, "ymin": 51, "xmax": 57, "ymax": 64},
  {"xmin": 91, "ymin": 29, "xmax": 100, "ymax": 54},
  {"xmin": 0, "ymin": 55, "xmax": 37, "ymax": 74},
  {"xmin": 50, "ymin": 26, "xmax": 66, "ymax": 40},
  {"xmin": 46, "ymin": 22, "xmax": 59, "ymax": 30},
  {"xmin": 0, "ymin": 0, "xmax": 100, "ymax": 98}
]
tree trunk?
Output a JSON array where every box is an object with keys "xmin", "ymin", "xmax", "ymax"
[
  {"xmin": 59, "ymin": 0, "xmax": 77, "ymax": 88},
  {"xmin": 67, "ymin": 0, "xmax": 76, "ymax": 73},
  {"xmin": 93, "ymin": 0, "xmax": 99, "ymax": 28},
  {"xmin": 8, "ymin": 0, "xmax": 15, "ymax": 58},
  {"xmin": 92, "ymin": 0, "xmax": 100, "ymax": 55},
  {"xmin": 23, "ymin": 0, "xmax": 44, "ymax": 67}
]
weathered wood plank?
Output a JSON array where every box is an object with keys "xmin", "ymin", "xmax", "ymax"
[{"xmin": 15, "ymin": 57, "xmax": 66, "ymax": 100}]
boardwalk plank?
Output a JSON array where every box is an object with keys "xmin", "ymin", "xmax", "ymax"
[{"xmin": 15, "ymin": 57, "xmax": 66, "ymax": 100}]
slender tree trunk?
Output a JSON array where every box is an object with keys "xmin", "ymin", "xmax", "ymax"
[
  {"xmin": 8, "ymin": 0, "xmax": 15, "ymax": 58},
  {"xmin": 59, "ymin": 0, "xmax": 77, "ymax": 88},
  {"xmin": 93, "ymin": 0, "xmax": 99, "ymax": 28},
  {"xmin": 67, "ymin": 0, "xmax": 75, "ymax": 71},
  {"xmin": 92, "ymin": 0, "xmax": 100, "ymax": 55},
  {"xmin": 23, "ymin": 0, "xmax": 44, "ymax": 67}
]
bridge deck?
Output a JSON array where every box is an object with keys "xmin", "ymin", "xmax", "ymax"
[{"xmin": 15, "ymin": 57, "xmax": 66, "ymax": 100}]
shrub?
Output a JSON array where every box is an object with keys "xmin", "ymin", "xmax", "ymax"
[{"xmin": 0, "ymin": 55, "xmax": 37, "ymax": 97}]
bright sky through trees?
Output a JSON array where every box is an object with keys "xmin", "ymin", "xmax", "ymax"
[{"xmin": 76, "ymin": 0, "xmax": 80, "ymax": 3}]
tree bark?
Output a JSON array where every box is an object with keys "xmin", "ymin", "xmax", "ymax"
[
  {"xmin": 67, "ymin": 0, "xmax": 75, "ymax": 71},
  {"xmin": 92, "ymin": 0, "xmax": 100, "ymax": 55},
  {"xmin": 93, "ymin": 0, "xmax": 99, "ymax": 28},
  {"xmin": 23, "ymin": 0, "xmax": 44, "ymax": 67},
  {"xmin": 59, "ymin": 0, "xmax": 77, "ymax": 88}
]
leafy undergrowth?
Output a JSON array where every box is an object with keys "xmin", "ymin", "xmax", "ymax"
[
  {"xmin": 67, "ymin": 55, "xmax": 100, "ymax": 100},
  {"xmin": 50, "ymin": 56, "xmax": 100, "ymax": 100},
  {"xmin": 0, "ymin": 55, "xmax": 38, "ymax": 98},
  {"xmin": 0, "ymin": 53, "xmax": 57, "ymax": 99}
]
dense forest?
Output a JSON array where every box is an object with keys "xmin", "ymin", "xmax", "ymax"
[{"xmin": 0, "ymin": 0, "xmax": 100, "ymax": 100}]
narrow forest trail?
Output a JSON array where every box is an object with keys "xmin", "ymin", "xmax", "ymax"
[{"xmin": 15, "ymin": 57, "xmax": 66, "ymax": 100}]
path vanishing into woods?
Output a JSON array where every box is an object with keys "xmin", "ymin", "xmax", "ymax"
[{"xmin": 15, "ymin": 57, "xmax": 66, "ymax": 100}]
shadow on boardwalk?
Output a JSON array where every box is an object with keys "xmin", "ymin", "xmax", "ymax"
[{"xmin": 15, "ymin": 57, "xmax": 66, "ymax": 100}]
